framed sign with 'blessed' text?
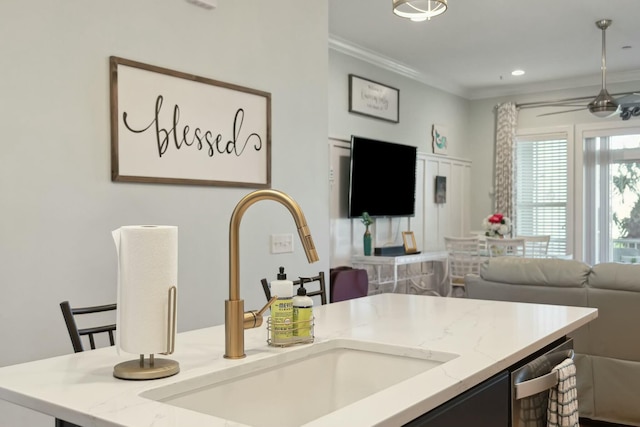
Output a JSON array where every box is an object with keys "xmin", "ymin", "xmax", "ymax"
[{"xmin": 110, "ymin": 56, "xmax": 271, "ymax": 188}]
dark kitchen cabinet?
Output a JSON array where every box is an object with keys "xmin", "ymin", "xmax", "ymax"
[{"xmin": 404, "ymin": 370, "xmax": 510, "ymax": 427}]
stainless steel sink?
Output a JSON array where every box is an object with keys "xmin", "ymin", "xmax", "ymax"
[{"xmin": 141, "ymin": 339, "xmax": 458, "ymax": 427}]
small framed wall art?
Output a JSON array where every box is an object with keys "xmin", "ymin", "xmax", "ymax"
[
  {"xmin": 435, "ymin": 175, "xmax": 447, "ymax": 204},
  {"xmin": 348, "ymin": 74, "xmax": 399, "ymax": 123},
  {"xmin": 432, "ymin": 124, "xmax": 448, "ymax": 155}
]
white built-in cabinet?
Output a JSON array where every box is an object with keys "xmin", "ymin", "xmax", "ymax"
[{"xmin": 329, "ymin": 138, "xmax": 472, "ymax": 267}]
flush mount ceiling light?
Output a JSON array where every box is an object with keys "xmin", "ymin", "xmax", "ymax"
[
  {"xmin": 511, "ymin": 69, "xmax": 525, "ymax": 76},
  {"xmin": 393, "ymin": 0, "xmax": 448, "ymax": 21}
]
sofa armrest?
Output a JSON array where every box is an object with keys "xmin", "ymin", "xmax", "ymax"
[
  {"xmin": 590, "ymin": 262, "xmax": 640, "ymax": 291},
  {"xmin": 480, "ymin": 257, "xmax": 590, "ymax": 287}
]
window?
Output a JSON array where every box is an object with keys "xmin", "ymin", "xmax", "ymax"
[
  {"xmin": 583, "ymin": 131, "xmax": 640, "ymax": 264},
  {"xmin": 515, "ymin": 133, "xmax": 568, "ymax": 256}
]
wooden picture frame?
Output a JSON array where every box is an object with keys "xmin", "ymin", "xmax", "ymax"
[
  {"xmin": 110, "ymin": 56, "xmax": 271, "ymax": 188},
  {"xmin": 402, "ymin": 231, "xmax": 418, "ymax": 254},
  {"xmin": 348, "ymin": 74, "xmax": 399, "ymax": 123}
]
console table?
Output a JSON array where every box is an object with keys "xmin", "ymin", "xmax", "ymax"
[{"xmin": 352, "ymin": 251, "xmax": 449, "ymax": 294}]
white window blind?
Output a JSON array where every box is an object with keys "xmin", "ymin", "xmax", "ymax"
[{"xmin": 515, "ymin": 135, "xmax": 568, "ymax": 256}]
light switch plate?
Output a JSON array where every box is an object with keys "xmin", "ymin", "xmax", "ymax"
[{"xmin": 271, "ymin": 233, "xmax": 294, "ymax": 254}]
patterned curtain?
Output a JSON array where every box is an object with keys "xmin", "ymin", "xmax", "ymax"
[{"xmin": 494, "ymin": 102, "xmax": 518, "ymax": 220}]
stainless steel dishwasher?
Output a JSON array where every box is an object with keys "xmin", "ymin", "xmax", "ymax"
[{"xmin": 511, "ymin": 338, "xmax": 575, "ymax": 427}]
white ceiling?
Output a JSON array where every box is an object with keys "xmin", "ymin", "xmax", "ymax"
[{"xmin": 328, "ymin": 0, "xmax": 640, "ymax": 100}]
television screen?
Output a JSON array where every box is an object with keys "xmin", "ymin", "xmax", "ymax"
[{"xmin": 348, "ymin": 136, "xmax": 417, "ymax": 218}]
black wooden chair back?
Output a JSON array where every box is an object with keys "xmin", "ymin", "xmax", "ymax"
[
  {"xmin": 261, "ymin": 271, "xmax": 327, "ymax": 305},
  {"xmin": 59, "ymin": 301, "xmax": 117, "ymax": 353}
]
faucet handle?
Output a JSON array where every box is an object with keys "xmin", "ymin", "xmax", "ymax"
[{"xmin": 243, "ymin": 296, "xmax": 278, "ymax": 329}]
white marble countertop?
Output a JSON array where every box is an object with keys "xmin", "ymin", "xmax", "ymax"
[{"xmin": 0, "ymin": 294, "xmax": 597, "ymax": 427}]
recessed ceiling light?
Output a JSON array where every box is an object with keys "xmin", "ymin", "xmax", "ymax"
[{"xmin": 511, "ymin": 69, "xmax": 525, "ymax": 76}]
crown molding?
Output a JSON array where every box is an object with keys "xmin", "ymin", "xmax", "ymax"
[
  {"xmin": 329, "ymin": 34, "xmax": 640, "ymax": 101},
  {"xmin": 328, "ymin": 34, "xmax": 468, "ymax": 98},
  {"xmin": 467, "ymin": 69, "xmax": 640, "ymax": 100}
]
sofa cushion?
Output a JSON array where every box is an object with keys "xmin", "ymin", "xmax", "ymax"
[
  {"xmin": 480, "ymin": 257, "xmax": 591, "ymax": 287},
  {"xmin": 574, "ymin": 354, "xmax": 594, "ymax": 420},
  {"xmin": 587, "ymin": 287, "xmax": 640, "ymax": 361},
  {"xmin": 590, "ymin": 355, "xmax": 640, "ymax": 425},
  {"xmin": 590, "ymin": 262, "xmax": 640, "ymax": 291}
]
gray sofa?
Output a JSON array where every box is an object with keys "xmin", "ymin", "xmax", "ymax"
[{"xmin": 465, "ymin": 257, "xmax": 640, "ymax": 426}]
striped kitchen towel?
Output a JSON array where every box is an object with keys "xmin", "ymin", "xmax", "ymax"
[{"xmin": 547, "ymin": 358, "xmax": 579, "ymax": 427}]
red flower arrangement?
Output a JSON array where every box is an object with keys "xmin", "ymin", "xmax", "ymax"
[{"xmin": 482, "ymin": 213, "xmax": 511, "ymax": 237}]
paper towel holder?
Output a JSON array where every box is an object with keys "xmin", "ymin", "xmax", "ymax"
[{"xmin": 113, "ymin": 286, "xmax": 180, "ymax": 380}]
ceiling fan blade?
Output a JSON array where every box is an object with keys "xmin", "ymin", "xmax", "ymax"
[
  {"xmin": 540, "ymin": 103, "xmax": 588, "ymax": 108},
  {"xmin": 537, "ymin": 108, "xmax": 587, "ymax": 117}
]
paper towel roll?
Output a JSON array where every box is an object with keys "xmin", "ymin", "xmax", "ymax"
[{"xmin": 112, "ymin": 225, "xmax": 178, "ymax": 355}]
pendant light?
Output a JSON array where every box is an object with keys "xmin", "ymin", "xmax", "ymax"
[{"xmin": 393, "ymin": 0, "xmax": 448, "ymax": 21}]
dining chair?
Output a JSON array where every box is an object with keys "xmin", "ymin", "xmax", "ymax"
[
  {"xmin": 58, "ymin": 301, "xmax": 117, "ymax": 427},
  {"xmin": 59, "ymin": 301, "xmax": 117, "ymax": 353},
  {"xmin": 486, "ymin": 237, "xmax": 526, "ymax": 258},
  {"xmin": 468, "ymin": 231, "xmax": 488, "ymax": 253},
  {"xmin": 261, "ymin": 272, "xmax": 327, "ymax": 305},
  {"xmin": 516, "ymin": 235, "xmax": 551, "ymax": 258},
  {"xmin": 444, "ymin": 236, "xmax": 482, "ymax": 297},
  {"xmin": 329, "ymin": 267, "xmax": 369, "ymax": 302}
]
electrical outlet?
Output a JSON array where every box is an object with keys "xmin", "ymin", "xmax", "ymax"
[{"xmin": 271, "ymin": 233, "xmax": 294, "ymax": 254}]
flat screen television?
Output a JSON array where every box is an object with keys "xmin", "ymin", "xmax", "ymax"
[{"xmin": 348, "ymin": 135, "xmax": 417, "ymax": 218}]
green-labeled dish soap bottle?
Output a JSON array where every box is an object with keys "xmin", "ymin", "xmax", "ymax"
[
  {"xmin": 293, "ymin": 277, "xmax": 314, "ymax": 339},
  {"xmin": 270, "ymin": 266, "xmax": 293, "ymax": 345}
]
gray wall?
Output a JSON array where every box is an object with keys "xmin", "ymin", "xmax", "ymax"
[
  {"xmin": 1, "ymin": 0, "xmax": 328, "ymax": 424},
  {"xmin": 2, "ymin": 1, "xmax": 638, "ymax": 422},
  {"xmin": 0, "ymin": 0, "xmax": 329, "ymax": 369},
  {"xmin": 328, "ymin": 50, "xmax": 474, "ymax": 258},
  {"xmin": 329, "ymin": 50, "xmax": 470, "ymax": 157}
]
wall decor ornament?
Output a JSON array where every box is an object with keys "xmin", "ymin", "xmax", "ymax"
[
  {"xmin": 110, "ymin": 56, "xmax": 271, "ymax": 188},
  {"xmin": 432, "ymin": 124, "xmax": 448, "ymax": 155},
  {"xmin": 435, "ymin": 175, "xmax": 447, "ymax": 204},
  {"xmin": 348, "ymin": 74, "xmax": 399, "ymax": 123}
]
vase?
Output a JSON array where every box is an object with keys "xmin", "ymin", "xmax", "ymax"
[{"xmin": 363, "ymin": 227, "xmax": 372, "ymax": 256}]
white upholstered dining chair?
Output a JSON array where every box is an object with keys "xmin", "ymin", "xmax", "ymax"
[
  {"xmin": 444, "ymin": 236, "xmax": 482, "ymax": 297},
  {"xmin": 516, "ymin": 235, "xmax": 550, "ymax": 258},
  {"xmin": 486, "ymin": 237, "xmax": 526, "ymax": 258}
]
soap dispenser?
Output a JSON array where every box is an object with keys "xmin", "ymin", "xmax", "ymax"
[
  {"xmin": 293, "ymin": 277, "xmax": 314, "ymax": 338},
  {"xmin": 270, "ymin": 266, "xmax": 293, "ymax": 344}
]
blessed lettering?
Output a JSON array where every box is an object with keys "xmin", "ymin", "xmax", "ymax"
[{"xmin": 122, "ymin": 95, "xmax": 263, "ymax": 158}]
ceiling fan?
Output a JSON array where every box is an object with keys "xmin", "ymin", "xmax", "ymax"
[
  {"xmin": 586, "ymin": 19, "xmax": 618, "ymax": 117},
  {"xmin": 525, "ymin": 19, "xmax": 640, "ymax": 120}
]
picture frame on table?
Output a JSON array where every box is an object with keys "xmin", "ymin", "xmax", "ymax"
[{"xmin": 402, "ymin": 231, "xmax": 418, "ymax": 254}]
